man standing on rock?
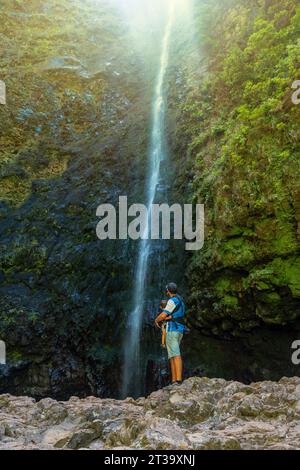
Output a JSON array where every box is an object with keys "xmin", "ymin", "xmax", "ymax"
[{"xmin": 155, "ymin": 283, "xmax": 185, "ymax": 385}]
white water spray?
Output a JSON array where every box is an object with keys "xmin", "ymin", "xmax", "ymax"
[{"xmin": 122, "ymin": 3, "xmax": 175, "ymax": 398}]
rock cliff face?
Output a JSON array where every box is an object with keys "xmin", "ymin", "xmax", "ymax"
[
  {"xmin": 1, "ymin": 377, "xmax": 300, "ymax": 450},
  {"xmin": 0, "ymin": 0, "xmax": 186, "ymax": 400},
  {"xmin": 0, "ymin": 0, "xmax": 156, "ymax": 399}
]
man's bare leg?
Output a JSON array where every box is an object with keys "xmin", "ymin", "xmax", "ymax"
[
  {"xmin": 170, "ymin": 358, "xmax": 176, "ymax": 383},
  {"xmin": 173, "ymin": 355, "xmax": 183, "ymax": 382}
]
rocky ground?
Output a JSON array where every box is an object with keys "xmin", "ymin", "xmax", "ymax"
[
  {"xmin": 1, "ymin": 376, "xmax": 300, "ymax": 450},
  {"xmin": 1, "ymin": 0, "xmax": 300, "ymax": 403}
]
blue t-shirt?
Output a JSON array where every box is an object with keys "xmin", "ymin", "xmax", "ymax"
[{"xmin": 163, "ymin": 296, "xmax": 185, "ymax": 333}]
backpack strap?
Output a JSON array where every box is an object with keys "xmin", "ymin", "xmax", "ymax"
[{"xmin": 171, "ymin": 296, "xmax": 182, "ymax": 315}]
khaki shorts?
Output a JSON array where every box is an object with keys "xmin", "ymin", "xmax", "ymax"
[{"xmin": 166, "ymin": 331, "xmax": 183, "ymax": 359}]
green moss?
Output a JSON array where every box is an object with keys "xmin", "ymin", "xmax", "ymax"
[
  {"xmin": 250, "ymin": 257, "xmax": 300, "ymax": 298},
  {"xmin": 220, "ymin": 237, "xmax": 255, "ymax": 268},
  {"xmin": 221, "ymin": 295, "xmax": 239, "ymax": 310},
  {"xmin": 7, "ymin": 351, "xmax": 23, "ymax": 361},
  {"xmin": 259, "ymin": 292, "xmax": 281, "ymax": 304},
  {"xmin": 273, "ymin": 258, "xmax": 300, "ymax": 297},
  {"xmin": 215, "ymin": 277, "xmax": 231, "ymax": 295},
  {"xmin": 271, "ymin": 220, "xmax": 298, "ymax": 256}
]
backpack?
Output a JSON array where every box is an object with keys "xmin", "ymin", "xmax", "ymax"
[{"xmin": 168, "ymin": 296, "xmax": 189, "ymax": 333}]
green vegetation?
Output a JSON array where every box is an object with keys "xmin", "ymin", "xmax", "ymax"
[{"xmin": 177, "ymin": 0, "xmax": 300, "ymax": 334}]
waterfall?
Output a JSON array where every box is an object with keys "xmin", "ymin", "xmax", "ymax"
[{"xmin": 122, "ymin": 3, "xmax": 175, "ymax": 398}]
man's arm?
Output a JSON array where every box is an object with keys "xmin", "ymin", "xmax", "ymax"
[
  {"xmin": 154, "ymin": 299, "xmax": 176, "ymax": 327},
  {"xmin": 155, "ymin": 312, "xmax": 168, "ymax": 328}
]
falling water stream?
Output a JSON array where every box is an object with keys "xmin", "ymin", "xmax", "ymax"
[{"xmin": 122, "ymin": 4, "xmax": 175, "ymax": 398}]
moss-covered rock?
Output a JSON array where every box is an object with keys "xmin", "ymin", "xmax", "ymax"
[{"xmin": 173, "ymin": 0, "xmax": 300, "ymax": 335}]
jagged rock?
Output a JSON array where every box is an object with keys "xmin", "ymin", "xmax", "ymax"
[{"xmin": 1, "ymin": 377, "xmax": 300, "ymax": 450}]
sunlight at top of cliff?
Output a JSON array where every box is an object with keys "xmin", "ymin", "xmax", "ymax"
[
  {"xmin": 97, "ymin": 0, "xmax": 194, "ymax": 26},
  {"xmin": 101, "ymin": 0, "xmax": 196, "ymax": 48},
  {"xmin": 93, "ymin": 0, "xmax": 200, "ymax": 74},
  {"xmin": 109, "ymin": 0, "xmax": 192, "ymax": 13}
]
